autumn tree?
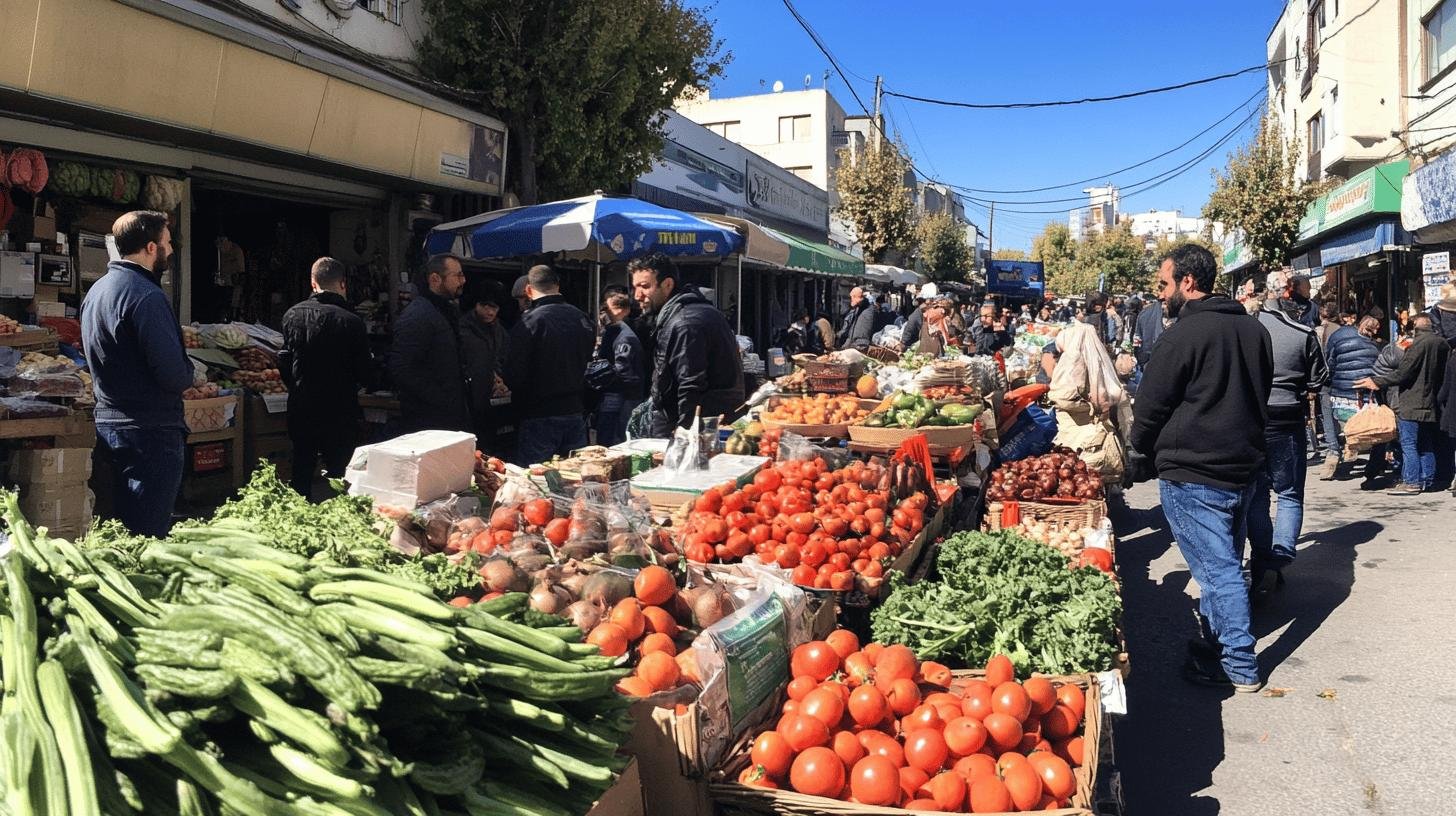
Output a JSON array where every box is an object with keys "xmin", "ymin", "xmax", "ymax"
[
  {"xmin": 917, "ymin": 212, "xmax": 974, "ymax": 282},
  {"xmin": 992, "ymin": 248, "xmax": 1029, "ymax": 261},
  {"xmin": 1203, "ymin": 113, "xmax": 1334, "ymax": 271},
  {"xmin": 1073, "ymin": 223, "xmax": 1147, "ymax": 294},
  {"xmin": 418, "ymin": 0, "xmax": 727, "ymax": 204},
  {"xmin": 834, "ymin": 142, "xmax": 917, "ymax": 264},
  {"xmin": 1030, "ymin": 222, "xmax": 1084, "ymax": 296}
]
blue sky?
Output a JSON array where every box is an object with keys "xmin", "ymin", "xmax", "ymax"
[{"xmin": 701, "ymin": 0, "xmax": 1282, "ymax": 251}]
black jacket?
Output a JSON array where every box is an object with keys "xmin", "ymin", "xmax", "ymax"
[
  {"xmin": 969, "ymin": 323, "xmax": 1012, "ymax": 356},
  {"xmin": 460, "ymin": 310, "xmax": 508, "ymax": 416},
  {"xmin": 900, "ymin": 307, "xmax": 924, "ymax": 349},
  {"xmin": 596, "ymin": 322, "xmax": 646, "ymax": 400},
  {"xmin": 504, "ymin": 294, "xmax": 595, "ymax": 420},
  {"xmin": 388, "ymin": 291, "xmax": 472, "ymax": 433},
  {"xmin": 279, "ymin": 291, "xmax": 371, "ymax": 427},
  {"xmin": 1438, "ymin": 351, "xmax": 1456, "ymax": 436},
  {"xmin": 838, "ymin": 302, "xmax": 876, "ymax": 351},
  {"xmin": 1372, "ymin": 328, "xmax": 1450, "ymax": 423},
  {"xmin": 1429, "ymin": 305, "xmax": 1456, "ymax": 349},
  {"xmin": 648, "ymin": 286, "xmax": 744, "ymax": 436},
  {"xmin": 1130, "ymin": 296, "xmax": 1273, "ymax": 490},
  {"xmin": 1134, "ymin": 303, "xmax": 1168, "ymax": 365}
]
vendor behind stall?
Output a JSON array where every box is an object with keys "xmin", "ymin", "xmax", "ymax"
[
  {"xmin": 279, "ymin": 257, "xmax": 372, "ymax": 499},
  {"xmin": 460, "ymin": 282, "xmax": 509, "ymax": 454},
  {"xmin": 389, "ymin": 254, "xmax": 472, "ymax": 434}
]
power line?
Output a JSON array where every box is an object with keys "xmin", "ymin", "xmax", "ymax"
[
  {"xmin": 950, "ymin": 87, "xmax": 1266, "ymax": 194},
  {"xmin": 883, "ymin": 60, "xmax": 1289, "ymax": 110}
]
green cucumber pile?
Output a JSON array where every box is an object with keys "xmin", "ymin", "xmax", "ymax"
[{"xmin": 0, "ymin": 490, "xmax": 631, "ymax": 816}]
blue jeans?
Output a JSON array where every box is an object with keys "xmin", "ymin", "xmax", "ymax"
[
  {"xmin": 595, "ymin": 394, "xmax": 641, "ymax": 448},
  {"xmin": 1247, "ymin": 427, "xmax": 1305, "ymax": 572},
  {"xmin": 515, "ymin": 415, "xmax": 589, "ymax": 466},
  {"xmin": 1318, "ymin": 393, "xmax": 1340, "ymax": 458},
  {"xmin": 1160, "ymin": 479, "xmax": 1260, "ymax": 686},
  {"xmin": 1397, "ymin": 419, "xmax": 1437, "ymax": 489},
  {"xmin": 97, "ymin": 426, "xmax": 185, "ymax": 538}
]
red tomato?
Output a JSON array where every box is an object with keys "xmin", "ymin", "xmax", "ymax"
[
  {"xmin": 1053, "ymin": 736, "xmax": 1085, "ymax": 767},
  {"xmin": 885, "ymin": 677, "xmax": 921, "ymax": 717},
  {"xmin": 800, "ymin": 688, "xmax": 846, "ymax": 728},
  {"xmin": 1041, "ymin": 704, "xmax": 1080, "ymax": 740},
  {"xmin": 903, "ymin": 728, "xmax": 949, "ymax": 774},
  {"xmin": 748, "ymin": 524, "xmax": 772, "ymax": 545},
  {"xmin": 943, "ymin": 716, "xmax": 988, "ymax": 757},
  {"xmin": 833, "ymin": 730, "xmax": 866, "ymax": 767},
  {"xmin": 1023, "ymin": 677, "xmax": 1058, "ymax": 717},
  {"xmin": 1001, "ymin": 761, "xmax": 1043, "ymax": 811},
  {"xmin": 898, "ymin": 766, "xmax": 931, "ymax": 803},
  {"xmin": 991, "ymin": 682, "xmax": 1032, "ymax": 722},
  {"xmin": 874, "ymin": 644, "xmax": 918, "ymax": 683},
  {"xmin": 799, "ymin": 541, "xmax": 827, "ymax": 568},
  {"xmin": 522, "ymin": 498, "xmax": 553, "ymax": 527},
  {"xmin": 863, "ymin": 733, "xmax": 906, "ymax": 768},
  {"xmin": 968, "ymin": 775, "xmax": 1013, "ymax": 813},
  {"xmin": 826, "ymin": 629, "xmax": 860, "ymax": 660},
  {"xmin": 848, "ymin": 684, "xmax": 889, "ymax": 727},
  {"xmin": 750, "ymin": 731, "xmax": 793, "ymax": 778},
  {"xmin": 960, "ymin": 680, "xmax": 993, "ymax": 721},
  {"xmin": 1055, "ymin": 684, "xmax": 1086, "ymax": 720},
  {"xmin": 905, "ymin": 703, "xmax": 945, "ymax": 732},
  {"xmin": 787, "ymin": 675, "xmax": 819, "ymax": 701},
  {"xmin": 489, "ymin": 507, "xmax": 518, "ymax": 531},
  {"xmin": 984, "ymin": 654, "xmax": 1014, "ymax": 687},
  {"xmin": 850, "ymin": 756, "xmax": 901, "ymax": 806},
  {"xmin": 773, "ymin": 544, "xmax": 801, "ymax": 569},
  {"xmin": 923, "ymin": 770, "xmax": 968, "ymax": 812},
  {"xmin": 779, "ymin": 713, "xmax": 831, "ymax": 752},
  {"xmin": 788, "ymin": 747, "xmax": 844, "ymax": 798},
  {"xmin": 694, "ymin": 491, "xmax": 722, "ymax": 514},
  {"xmin": 1028, "ymin": 752, "xmax": 1077, "ymax": 800},
  {"xmin": 790, "ymin": 564, "xmax": 816, "ymax": 586},
  {"xmin": 790, "ymin": 641, "xmax": 839, "ymax": 682},
  {"xmin": 753, "ymin": 469, "xmax": 782, "ymax": 491},
  {"xmin": 981, "ymin": 713, "xmax": 1023, "ymax": 753},
  {"xmin": 789, "ymin": 512, "xmax": 817, "ymax": 535},
  {"xmin": 953, "ymin": 753, "xmax": 997, "ymax": 782}
]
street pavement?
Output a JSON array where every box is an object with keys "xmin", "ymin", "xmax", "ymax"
[{"xmin": 1111, "ymin": 463, "xmax": 1456, "ymax": 815}]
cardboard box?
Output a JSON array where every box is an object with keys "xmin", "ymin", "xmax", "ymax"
[
  {"xmin": 0, "ymin": 251, "xmax": 37, "ymax": 299},
  {"xmin": 19, "ymin": 487, "xmax": 94, "ymax": 534},
  {"xmin": 585, "ymin": 759, "xmax": 644, "ymax": 816},
  {"xmin": 345, "ymin": 430, "xmax": 477, "ymax": 508},
  {"xmin": 31, "ymin": 203, "xmax": 57, "ymax": 244},
  {"xmin": 7, "ymin": 448, "xmax": 94, "ymax": 484}
]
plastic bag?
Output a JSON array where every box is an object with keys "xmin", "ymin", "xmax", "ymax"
[
  {"xmin": 776, "ymin": 431, "xmax": 852, "ymax": 470},
  {"xmin": 998, "ymin": 404, "xmax": 1057, "ymax": 462},
  {"xmin": 873, "ymin": 324, "xmax": 904, "ymax": 348},
  {"xmin": 0, "ymin": 397, "xmax": 69, "ymax": 419}
]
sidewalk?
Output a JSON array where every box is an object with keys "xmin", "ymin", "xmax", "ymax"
[{"xmin": 1111, "ymin": 473, "xmax": 1456, "ymax": 815}]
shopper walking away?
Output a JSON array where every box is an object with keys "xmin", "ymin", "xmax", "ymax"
[
  {"xmin": 1437, "ymin": 338, "xmax": 1456, "ymax": 495},
  {"xmin": 838, "ymin": 286, "xmax": 877, "ymax": 351},
  {"xmin": 82, "ymin": 211, "xmax": 193, "ymax": 537},
  {"xmin": 814, "ymin": 312, "xmax": 836, "ymax": 353},
  {"xmin": 1130, "ymin": 244, "xmax": 1273, "ymax": 692},
  {"xmin": 630, "ymin": 253, "xmax": 743, "ymax": 438},
  {"xmin": 1355, "ymin": 313, "xmax": 1451, "ymax": 494},
  {"xmin": 279, "ymin": 257, "xmax": 372, "ymax": 500},
  {"xmin": 1322, "ymin": 317, "xmax": 1382, "ymax": 481},
  {"xmin": 1247, "ymin": 301, "xmax": 1328, "ymax": 601},
  {"xmin": 1133, "ymin": 298, "xmax": 1169, "ymax": 366},
  {"xmin": 503, "ymin": 265, "xmax": 595, "ymax": 464},
  {"xmin": 969, "ymin": 302, "xmax": 1013, "ymax": 356},
  {"xmin": 1312, "ymin": 302, "xmax": 1344, "ymax": 471},
  {"xmin": 900, "ymin": 283, "xmax": 937, "ymax": 351},
  {"xmin": 459, "ymin": 284, "xmax": 509, "ymax": 454},
  {"xmin": 592, "ymin": 293, "xmax": 646, "ymax": 446},
  {"xmin": 389, "ymin": 254, "xmax": 472, "ymax": 434}
]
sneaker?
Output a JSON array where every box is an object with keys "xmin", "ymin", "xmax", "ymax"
[
  {"xmin": 1319, "ymin": 456, "xmax": 1339, "ymax": 480},
  {"xmin": 1388, "ymin": 483, "xmax": 1424, "ymax": 496},
  {"xmin": 1182, "ymin": 658, "xmax": 1264, "ymax": 693}
]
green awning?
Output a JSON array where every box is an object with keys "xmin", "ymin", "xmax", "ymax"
[
  {"xmin": 702, "ymin": 215, "xmax": 865, "ymax": 278},
  {"xmin": 1295, "ymin": 160, "xmax": 1410, "ymax": 246}
]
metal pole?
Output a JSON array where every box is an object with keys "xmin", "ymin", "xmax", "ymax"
[
  {"xmin": 736, "ymin": 255, "xmax": 743, "ymax": 334},
  {"xmin": 873, "ymin": 75, "xmax": 883, "ymax": 150},
  {"xmin": 988, "ymin": 203, "xmax": 995, "ymax": 258}
]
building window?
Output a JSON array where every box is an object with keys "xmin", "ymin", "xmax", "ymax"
[
  {"xmin": 703, "ymin": 121, "xmax": 741, "ymax": 140},
  {"xmin": 358, "ymin": 0, "xmax": 403, "ymax": 24},
  {"xmin": 778, "ymin": 115, "xmax": 811, "ymax": 143},
  {"xmin": 1308, "ymin": 113, "xmax": 1324, "ymax": 152},
  {"xmin": 785, "ymin": 166, "xmax": 814, "ymax": 181},
  {"xmin": 1425, "ymin": 1, "xmax": 1456, "ymax": 83}
]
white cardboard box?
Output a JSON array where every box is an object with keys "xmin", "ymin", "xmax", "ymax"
[
  {"xmin": 346, "ymin": 430, "xmax": 476, "ymax": 508},
  {"xmin": 8, "ymin": 448, "xmax": 94, "ymax": 484}
]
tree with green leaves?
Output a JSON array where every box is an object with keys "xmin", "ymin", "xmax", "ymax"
[
  {"xmin": 1202, "ymin": 112, "xmax": 1334, "ymax": 271},
  {"xmin": 418, "ymin": 0, "xmax": 727, "ymax": 204},
  {"xmin": 834, "ymin": 142, "xmax": 917, "ymax": 264},
  {"xmin": 1030, "ymin": 222, "xmax": 1084, "ymax": 296},
  {"xmin": 1073, "ymin": 223, "xmax": 1147, "ymax": 294},
  {"xmin": 1148, "ymin": 234, "xmax": 1224, "ymax": 276},
  {"xmin": 992, "ymin": 248, "xmax": 1029, "ymax": 261},
  {"xmin": 917, "ymin": 212, "xmax": 974, "ymax": 282}
]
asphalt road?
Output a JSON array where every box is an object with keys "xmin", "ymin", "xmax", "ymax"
[{"xmin": 1111, "ymin": 465, "xmax": 1456, "ymax": 815}]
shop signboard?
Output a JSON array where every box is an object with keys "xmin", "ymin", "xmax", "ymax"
[
  {"xmin": 1424, "ymin": 251, "xmax": 1450, "ymax": 304},
  {"xmin": 745, "ymin": 157, "xmax": 829, "ymax": 231},
  {"xmin": 638, "ymin": 112, "xmax": 747, "ymax": 214},
  {"xmin": 987, "ymin": 260, "xmax": 1045, "ymax": 298},
  {"xmin": 1298, "ymin": 160, "xmax": 1410, "ymax": 243}
]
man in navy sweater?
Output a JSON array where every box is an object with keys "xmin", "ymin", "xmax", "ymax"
[{"xmin": 81, "ymin": 211, "xmax": 193, "ymax": 537}]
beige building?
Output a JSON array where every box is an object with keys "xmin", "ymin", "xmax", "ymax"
[
  {"xmin": 675, "ymin": 88, "xmax": 850, "ymax": 195},
  {"xmin": 1266, "ymin": 0, "xmax": 1404, "ymax": 182}
]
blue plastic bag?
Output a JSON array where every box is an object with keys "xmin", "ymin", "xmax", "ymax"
[{"xmin": 998, "ymin": 404, "xmax": 1057, "ymax": 462}]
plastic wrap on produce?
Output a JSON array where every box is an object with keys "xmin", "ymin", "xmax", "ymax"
[{"xmin": 776, "ymin": 431, "xmax": 851, "ymax": 470}]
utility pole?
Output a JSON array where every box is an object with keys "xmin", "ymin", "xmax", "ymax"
[
  {"xmin": 873, "ymin": 75, "xmax": 883, "ymax": 149},
  {"xmin": 988, "ymin": 202, "xmax": 995, "ymax": 259}
]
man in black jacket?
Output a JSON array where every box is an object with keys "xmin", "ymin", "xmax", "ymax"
[
  {"xmin": 504, "ymin": 265, "xmax": 595, "ymax": 463},
  {"xmin": 1131, "ymin": 244, "xmax": 1273, "ymax": 693},
  {"xmin": 1357, "ymin": 313, "xmax": 1451, "ymax": 494},
  {"xmin": 629, "ymin": 253, "xmax": 743, "ymax": 437},
  {"xmin": 388, "ymin": 254, "xmax": 472, "ymax": 434},
  {"xmin": 837, "ymin": 287, "xmax": 876, "ymax": 351},
  {"xmin": 280, "ymin": 257, "xmax": 372, "ymax": 499},
  {"xmin": 968, "ymin": 302, "xmax": 1013, "ymax": 356}
]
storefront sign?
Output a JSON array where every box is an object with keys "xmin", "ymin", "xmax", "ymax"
[
  {"xmin": 746, "ymin": 157, "xmax": 829, "ymax": 230},
  {"xmin": 1298, "ymin": 160, "xmax": 1410, "ymax": 243},
  {"xmin": 1323, "ymin": 178, "xmax": 1373, "ymax": 225},
  {"xmin": 1424, "ymin": 251, "xmax": 1450, "ymax": 304}
]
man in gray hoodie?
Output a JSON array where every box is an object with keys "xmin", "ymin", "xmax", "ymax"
[{"xmin": 1247, "ymin": 303, "xmax": 1329, "ymax": 601}]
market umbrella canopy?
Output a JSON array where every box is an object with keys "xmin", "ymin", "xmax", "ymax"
[{"xmin": 425, "ymin": 193, "xmax": 742, "ymax": 261}]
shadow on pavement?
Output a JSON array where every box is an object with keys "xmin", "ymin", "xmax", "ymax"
[
  {"xmin": 1110, "ymin": 499, "xmax": 1227, "ymax": 816},
  {"xmin": 1252, "ymin": 519, "xmax": 1376, "ymax": 677}
]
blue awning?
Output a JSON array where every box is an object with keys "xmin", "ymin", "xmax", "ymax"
[{"xmin": 1318, "ymin": 219, "xmax": 1407, "ymax": 267}]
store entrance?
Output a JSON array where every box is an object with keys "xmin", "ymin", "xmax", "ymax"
[{"xmin": 190, "ymin": 188, "xmax": 330, "ymax": 326}]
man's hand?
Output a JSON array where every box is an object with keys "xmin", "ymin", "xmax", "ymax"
[{"xmin": 1353, "ymin": 377, "xmax": 1378, "ymax": 391}]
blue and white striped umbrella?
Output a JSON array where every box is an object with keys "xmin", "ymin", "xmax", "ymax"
[{"xmin": 424, "ymin": 194, "xmax": 742, "ymax": 261}]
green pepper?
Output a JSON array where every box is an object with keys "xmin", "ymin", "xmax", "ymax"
[
  {"xmin": 864, "ymin": 412, "xmax": 889, "ymax": 428},
  {"xmin": 893, "ymin": 393, "xmax": 920, "ymax": 411}
]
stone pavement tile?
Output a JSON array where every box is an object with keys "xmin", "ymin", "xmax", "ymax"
[{"xmin": 1110, "ymin": 475, "xmax": 1455, "ymax": 815}]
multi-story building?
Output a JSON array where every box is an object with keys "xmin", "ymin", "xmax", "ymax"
[
  {"xmin": 0, "ymin": 0, "xmax": 507, "ymax": 327},
  {"xmin": 1068, "ymin": 185, "xmax": 1120, "ymax": 241},
  {"xmin": 1127, "ymin": 209, "xmax": 1223, "ymax": 249}
]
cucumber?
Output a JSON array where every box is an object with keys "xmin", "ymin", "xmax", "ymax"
[{"xmin": 135, "ymin": 665, "xmax": 238, "ymax": 700}]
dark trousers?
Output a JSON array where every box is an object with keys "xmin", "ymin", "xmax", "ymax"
[
  {"xmin": 290, "ymin": 425, "xmax": 357, "ymax": 501},
  {"xmin": 97, "ymin": 426, "xmax": 185, "ymax": 538},
  {"xmin": 515, "ymin": 415, "xmax": 588, "ymax": 466}
]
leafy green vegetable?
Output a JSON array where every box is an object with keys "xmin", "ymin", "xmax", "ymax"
[{"xmin": 870, "ymin": 530, "xmax": 1121, "ymax": 676}]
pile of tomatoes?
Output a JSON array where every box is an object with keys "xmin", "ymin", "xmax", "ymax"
[
  {"xmin": 677, "ymin": 457, "xmax": 929, "ymax": 594},
  {"xmin": 737, "ymin": 632, "xmax": 1087, "ymax": 812}
]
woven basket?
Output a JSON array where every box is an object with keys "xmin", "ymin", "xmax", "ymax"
[
  {"xmin": 711, "ymin": 670, "xmax": 1102, "ymax": 816},
  {"xmin": 794, "ymin": 356, "xmax": 867, "ymax": 378},
  {"xmin": 865, "ymin": 345, "xmax": 900, "ymax": 364},
  {"xmin": 806, "ymin": 373, "xmax": 853, "ymax": 394},
  {"xmin": 985, "ymin": 497, "xmax": 1108, "ymax": 532},
  {"xmin": 847, "ymin": 422, "xmax": 979, "ymax": 448}
]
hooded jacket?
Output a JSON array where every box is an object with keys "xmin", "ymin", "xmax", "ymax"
[
  {"xmin": 1255, "ymin": 306, "xmax": 1329, "ymax": 430},
  {"xmin": 279, "ymin": 291, "xmax": 371, "ymax": 427},
  {"xmin": 388, "ymin": 290, "xmax": 472, "ymax": 433},
  {"xmin": 595, "ymin": 321, "xmax": 646, "ymax": 401},
  {"xmin": 1323, "ymin": 325, "xmax": 1380, "ymax": 399},
  {"xmin": 504, "ymin": 294, "xmax": 595, "ymax": 420},
  {"xmin": 1130, "ymin": 296, "xmax": 1273, "ymax": 490},
  {"xmin": 1372, "ymin": 328, "xmax": 1450, "ymax": 422},
  {"xmin": 648, "ymin": 285, "xmax": 744, "ymax": 437}
]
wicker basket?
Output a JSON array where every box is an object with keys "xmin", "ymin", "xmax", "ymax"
[
  {"xmin": 794, "ymin": 356, "xmax": 867, "ymax": 378},
  {"xmin": 711, "ymin": 670, "xmax": 1103, "ymax": 816},
  {"xmin": 985, "ymin": 497, "xmax": 1108, "ymax": 532},
  {"xmin": 847, "ymin": 422, "xmax": 980, "ymax": 448},
  {"xmin": 806, "ymin": 373, "xmax": 853, "ymax": 394},
  {"xmin": 864, "ymin": 345, "xmax": 900, "ymax": 364},
  {"xmin": 759, "ymin": 397, "xmax": 880, "ymax": 438}
]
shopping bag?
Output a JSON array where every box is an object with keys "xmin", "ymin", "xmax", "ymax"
[{"xmin": 1343, "ymin": 396, "xmax": 1397, "ymax": 455}]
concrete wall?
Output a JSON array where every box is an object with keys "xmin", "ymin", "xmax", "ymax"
[
  {"xmin": 675, "ymin": 89, "xmax": 846, "ymax": 193},
  {"xmin": 237, "ymin": 0, "xmax": 425, "ymax": 66},
  {"xmin": 1405, "ymin": 0, "xmax": 1456, "ymax": 159}
]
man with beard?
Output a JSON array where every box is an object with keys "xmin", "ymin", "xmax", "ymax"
[
  {"xmin": 389, "ymin": 254, "xmax": 472, "ymax": 433},
  {"xmin": 82, "ymin": 211, "xmax": 194, "ymax": 537},
  {"xmin": 629, "ymin": 253, "xmax": 743, "ymax": 437},
  {"xmin": 1130, "ymin": 244, "xmax": 1273, "ymax": 692}
]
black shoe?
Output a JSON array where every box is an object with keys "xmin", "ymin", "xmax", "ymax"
[
  {"xmin": 1182, "ymin": 657, "xmax": 1263, "ymax": 693},
  {"xmin": 1249, "ymin": 568, "xmax": 1282, "ymax": 606},
  {"xmin": 1186, "ymin": 637, "xmax": 1220, "ymax": 662}
]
